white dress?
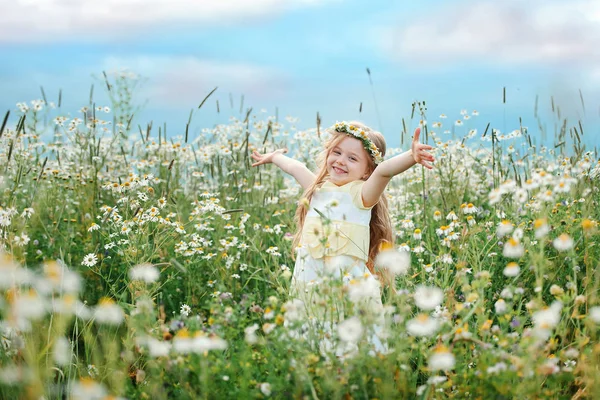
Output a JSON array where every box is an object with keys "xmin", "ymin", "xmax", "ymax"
[{"xmin": 286, "ymin": 181, "xmax": 387, "ymax": 356}]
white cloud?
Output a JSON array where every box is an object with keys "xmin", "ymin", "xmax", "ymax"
[
  {"xmin": 386, "ymin": 0, "xmax": 600, "ymax": 66},
  {"xmin": 0, "ymin": 0, "xmax": 331, "ymax": 43},
  {"xmin": 102, "ymin": 56, "xmax": 289, "ymax": 107}
]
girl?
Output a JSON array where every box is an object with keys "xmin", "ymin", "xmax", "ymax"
[{"xmin": 251, "ymin": 121, "xmax": 434, "ymax": 354}]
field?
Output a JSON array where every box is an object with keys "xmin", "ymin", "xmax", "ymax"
[{"xmin": 1, "ymin": 74, "xmax": 600, "ymax": 399}]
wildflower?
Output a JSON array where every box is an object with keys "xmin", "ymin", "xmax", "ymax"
[
  {"xmin": 406, "ymin": 314, "xmax": 440, "ymax": 337},
  {"xmin": 503, "ymin": 238, "xmax": 524, "ymax": 259},
  {"xmin": 87, "ymin": 223, "xmax": 100, "ymax": 232},
  {"xmin": 53, "ymin": 337, "xmax": 72, "ymax": 366},
  {"xmin": 266, "ymin": 246, "xmax": 281, "ymax": 256},
  {"xmin": 70, "ymin": 378, "xmax": 108, "ymax": 400},
  {"xmin": 463, "ymin": 203, "xmax": 477, "ymax": 214},
  {"xmin": 446, "ymin": 211, "xmax": 458, "ymax": 221},
  {"xmin": 21, "ymin": 208, "xmax": 34, "ymax": 218},
  {"xmin": 93, "ymin": 298, "xmax": 124, "ymax": 326},
  {"xmin": 13, "ymin": 290, "xmax": 46, "ymax": 320},
  {"xmin": 496, "ymin": 220, "xmax": 513, "ymax": 237},
  {"xmin": 260, "ymin": 382, "xmax": 272, "ymax": 396},
  {"xmin": 582, "ymin": 219, "xmax": 596, "ymax": 233},
  {"xmin": 534, "ymin": 219, "xmax": 550, "ymax": 238},
  {"xmin": 338, "ymin": 317, "xmax": 364, "ymax": 343},
  {"xmin": 283, "ymin": 298, "xmax": 305, "ymax": 322},
  {"xmin": 488, "ymin": 189, "xmax": 502, "ymax": 205},
  {"xmin": 532, "ymin": 301, "xmax": 562, "ymax": 340},
  {"xmin": 494, "ymin": 299, "xmax": 508, "ymax": 315},
  {"xmin": 428, "ymin": 345, "xmax": 456, "ymax": 371},
  {"xmin": 414, "ymin": 285, "xmax": 444, "ymax": 310},
  {"xmin": 129, "ymin": 263, "xmax": 160, "ymax": 283},
  {"xmin": 433, "ymin": 210, "xmax": 441, "ymax": 221},
  {"xmin": 440, "ymin": 254, "xmax": 453, "ymax": 264},
  {"xmin": 553, "ymin": 234, "xmax": 574, "ymax": 252},
  {"xmin": 142, "ymin": 337, "xmax": 171, "ymax": 358},
  {"xmin": 245, "ymin": 324, "xmax": 260, "ymax": 344},
  {"xmin": 413, "ymin": 229, "xmax": 422, "ymax": 240},
  {"xmin": 173, "ymin": 329, "xmax": 192, "ymax": 354},
  {"xmin": 347, "ymin": 277, "xmax": 381, "ymax": 306},
  {"xmin": 374, "ymin": 248, "xmax": 410, "ymax": 276},
  {"xmin": 262, "ymin": 323, "xmax": 275, "ymax": 334},
  {"xmin": 589, "ymin": 306, "xmax": 600, "ymax": 324},
  {"xmin": 191, "ymin": 333, "xmax": 227, "ymax": 353},
  {"xmin": 513, "ymin": 188, "xmax": 529, "ymax": 204},
  {"xmin": 549, "ymin": 284, "xmax": 564, "ymax": 296},
  {"xmin": 503, "ymin": 262, "xmax": 520, "ymax": 277},
  {"xmin": 81, "ymin": 253, "xmax": 98, "ymax": 267}
]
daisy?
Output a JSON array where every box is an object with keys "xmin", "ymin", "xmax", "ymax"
[
  {"xmin": 503, "ymin": 238, "xmax": 524, "ymax": 258},
  {"xmin": 70, "ymin": 378, "xmax": 108, "ymax": 400},
  {"xmin": 428, "ymin": 345, "xmax": 456, "ymax": 371},
  {"xmin": 494, "ymin": 299, "xmax": 508, "ymax": 314},
  {"xmin": 534, "ymin": 219, "xmax": 550, "ymax": 239},
  {"xmin": 191, "ymin": 333, "xmax": 227, "ymax": 353},
  {"xmin": 338, "ymin": 317, "xmax": 364, "ymax": 343},
  {"xmin": 406, "ymin": 314, "xmax": 440, "ymax": 337},
  {"xmin": 141, "ymin": 336, "xmax": 171, "ymax": 358},
  {"xmin": 589, "ymin": 306, "xmax": 600, "ymax": 324},
  {"xmin": 463, "ymin": 203, "xmax": 478, "ymax": 214},
  {"xmin": 93, "ymin": 298, "xmax": 124, "ymax": 326},
  {"xmin": 553, "ymin": 234, "xmax": 574, "ymax": 252},
  {"xmin": 496, "ymin": 220, "xmax": 513, "ymax": 238},
  {"xmin": 414, "ymin": 286, "xmax": 444, "ymax": 310},
  {"xmin": 260, "ymin": 383, "xmax": 272, "ymax": 397},
  {"xmin": 503, "ymin": 262, "xmax": 520, "ymax": 277},
  {"xmin": 129, "ymin": 263, "xmax": 160, "ymax": 283},
  {"xmin": 532, "ymin": 301, "xmax": 562, "ymax": 340},
  {"xmin": 81, "ymin": 253, "xmax": 98, "ymax": 267},
  {"xmin": 375, "ymin": 248, "xmax": 411, "ymax": 276}
]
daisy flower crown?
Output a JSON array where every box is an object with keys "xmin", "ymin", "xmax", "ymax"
[{"xmin": 332, "ymin": 121, "xmax": 384, "ymax": 164}]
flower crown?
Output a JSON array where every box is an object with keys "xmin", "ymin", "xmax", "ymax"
[{"xmin": 332, "ymin": 121, "xmax": 384, "ymax": 164}]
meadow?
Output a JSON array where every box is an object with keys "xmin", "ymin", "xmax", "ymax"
[{"xmin": 1, "ymin": 72, "xmax": 599, "ymax": 399}]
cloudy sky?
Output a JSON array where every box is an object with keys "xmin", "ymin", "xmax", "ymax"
[{"xmin": 1, "ymin": 0, "xmax": 599, "ymax": 148}]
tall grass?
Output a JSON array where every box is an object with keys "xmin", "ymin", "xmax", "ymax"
[{"xmin": 1, "ymin": 72, "xmax": 599, "ymax": 399}]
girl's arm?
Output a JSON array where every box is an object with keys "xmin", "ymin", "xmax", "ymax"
[
  {"xmin": 362, "ymin": 127, "xmax": 434, "ymax": 207},
  {"xmin": 251, "ymin": 148, "xmax": 316, "ymax": 190}
]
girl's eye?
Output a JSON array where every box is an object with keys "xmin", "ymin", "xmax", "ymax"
[
  {"xmin": 333, "ymin": 151, "xmax": 341, "ymax": 155},
  {"xmin": 350, "ymin": 157, "xmax": 357, "ymax": 162}
]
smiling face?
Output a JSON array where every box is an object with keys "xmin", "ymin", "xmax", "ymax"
[{"xmin": 326, "ymin": 136, "xmax": 371, "ymax": 186}]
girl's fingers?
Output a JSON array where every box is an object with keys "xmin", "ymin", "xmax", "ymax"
[{"xmin": 413, "ymin": 127, "xmax": 421, "ymax": 142}]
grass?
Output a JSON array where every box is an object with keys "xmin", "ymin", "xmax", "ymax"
[{"xmin": 1, "ymin": 72, "xmax": 600, "ymax": 399}]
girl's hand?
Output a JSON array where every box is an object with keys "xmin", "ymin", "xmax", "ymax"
[
  {"xmin": 251, "ymin": 148, "xmax": 288, "ymax": 167},
  {"xmin": 411, "ymin": 127, "xmax": 435, "ymax": 169}
]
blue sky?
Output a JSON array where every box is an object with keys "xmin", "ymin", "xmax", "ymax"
[{"xmin": 1, "ymin": 0, "xmax": 599, "ymax": 149}]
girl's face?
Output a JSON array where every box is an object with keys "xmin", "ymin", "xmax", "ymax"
[{"xmin": 326, "ymin": 136, "xmax": 370, "ymax": 186}]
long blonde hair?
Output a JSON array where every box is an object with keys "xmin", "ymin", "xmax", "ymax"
[{"xmin": 292, "ymin": 121, "xmax": 394, "ymax": 274}]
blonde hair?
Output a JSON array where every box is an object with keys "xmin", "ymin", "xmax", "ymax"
[{"xmin": 292, "ymin": 121, "xmax": 394, "ymax": 275}]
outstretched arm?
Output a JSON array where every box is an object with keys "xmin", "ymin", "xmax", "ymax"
[
  {"xmin": 251, "ymin": 148, "xmax": 316, "ymax": 190},
  {"xmin": 361, "ymin": 127, "xmax": 434, "ymax": 207}
]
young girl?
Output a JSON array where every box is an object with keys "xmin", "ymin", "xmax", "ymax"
[{"xmin": 251, "ymin": 121, "xmax": 434, "ymax": 354}]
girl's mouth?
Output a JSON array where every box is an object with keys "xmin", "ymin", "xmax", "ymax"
[{"xmin": 333, "ymin": 166, "xmax": 346, "ymax": 174}]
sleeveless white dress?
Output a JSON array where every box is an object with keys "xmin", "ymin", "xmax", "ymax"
[{"xmin": 286, "ymin": 181, "xmax": 388, "ymax": 356}]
